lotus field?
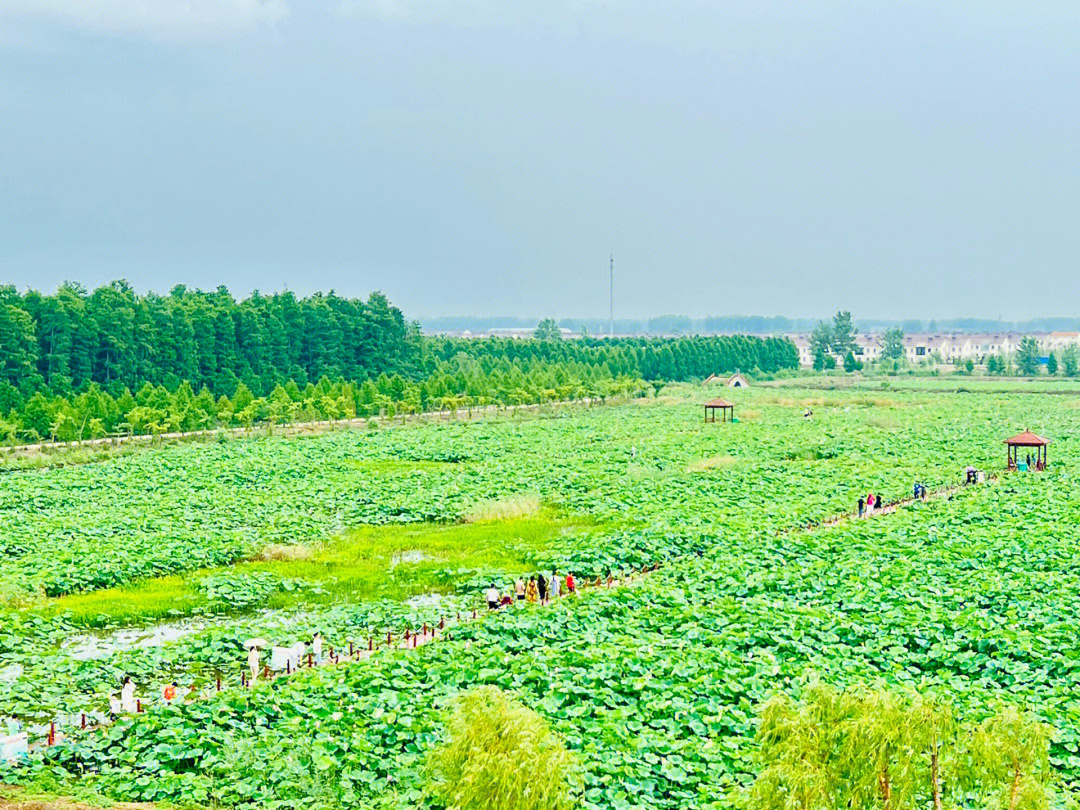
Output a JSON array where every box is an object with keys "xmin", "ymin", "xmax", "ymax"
[{"xmin": 2, "ymin": 380, "xmax": 1080, "ymax": 808}]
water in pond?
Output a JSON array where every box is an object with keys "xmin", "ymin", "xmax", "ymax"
[{"xmin": 66, "ymin": 619, "xmax": 211, "ymax": 661}]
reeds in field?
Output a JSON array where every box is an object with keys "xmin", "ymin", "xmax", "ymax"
[{"xmin": 463, "ymin": 494, "xmax": 541, "ymax": 523}]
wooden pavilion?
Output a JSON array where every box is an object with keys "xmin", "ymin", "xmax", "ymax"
[
  {"xmin": 704, "ymin": 398, "xmax": 735, "ymax": 423},
  {"xmin": 1004, "ymin": 430, "xmax": 1049, "ymax": 471}
]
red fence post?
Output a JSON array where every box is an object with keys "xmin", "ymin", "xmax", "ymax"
[
  {"xmin": 387, "ymin": 631, "xmax": 392, "ymax": 645},
  {"xmin": 286, "ymin": 660, "xmax": 291, "ymax": 674},
  {"xmin": 308, "ymin": 653, "xmax": 314, "ymax": 668},
  {"xmin": 439, "ymin": 616, "xmax": 444, "ymax": 630},
  {"xmin": 136, "ymin": 700, "xmax": 143, "ymax": 713},
  {"xmin": 369, "ymin": 637, "xmax": 373, "ymax": 651},
  {"xmin": 81, "ymin": 713, "xmax": 87, "ymax": 729},
  {"xmin": 263, "ymin": 664, "xmax": 270, "ymax": 679},
  {"xmin": 472, "ymin": 609, "xmax": 477, "ymax": 619},
  {"xmin": 423, "ymin": 623, "xmax": 428, "ymax": 637},
  {"xmin": 349, "ymin": 641, "xmax": 354, "ymax": 657},
  {"xmin": 216, "ymin": 676, "xmax": 222, "ymax": 691},
  {"xmin": 48, "ymin": 722, "xmax": 56, "ymax": 746}
]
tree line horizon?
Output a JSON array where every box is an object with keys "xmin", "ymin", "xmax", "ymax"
[{"xmin": 0, "ymin": 281, "xmax": 796, "ymax": 444}]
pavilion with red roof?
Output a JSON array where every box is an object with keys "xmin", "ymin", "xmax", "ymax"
[
  {"xmin": 1004, "ymin": 430, "xmax": 1049, "ymax": 471},
  {"xmin": 704, "ymin": 398, "xmax": 735, "ymax": 423}
]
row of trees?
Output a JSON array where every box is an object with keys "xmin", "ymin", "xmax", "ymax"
[
  {"xmin": 0, "ymin": 282, "xmax": 417, "ymax": 397},
  {"xmin": 0, "ymin": 359, "xmax": 648, "ymax": 445},
  {"xmin": 426, "ymin": 334, "xmax": 798, "ymax": 382}
]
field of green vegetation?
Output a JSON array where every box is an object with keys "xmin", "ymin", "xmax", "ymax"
[{"xmin": 2, "ymin": 380, "xmax": 1079, "ymax": 808}]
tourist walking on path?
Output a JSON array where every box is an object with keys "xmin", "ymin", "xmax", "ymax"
[
  {"xmin": 312, "ymin": 632, "xmax": 323, "ymax": 665},
  {"xmin": 549, "ymin": 570, "xmax": 560, "ymax": 600},
  {"xmin": 515, "ymin": 577, "xmax": 526, "ymax": 602},
  {"xmin": 486, "ymin": 584, "xmax": 500, "ymax": 610},
  {"xmin": 525, "ymin": 576, "xmax": 539, "ymax": 603},
  {"xmin": 565, "ymin": 572, "xmax": 576, "ymax": 595},
  {"xmin": 537, "ymin": 572, "xmax": 548, "ymax": 605},
  {"xmin": 120, "ymin": 677, "xmax": 136, "ymax": 713},
  {"xmin": 162, "ymin": 682, "xmax": 178, "ymax": 704},
  {"xmin": 858, "ymin": 495, "xmax": 865, "ymax": 518},
  {"xmin": 866, "ymin": 493, "xmax": 876, "ymax": 515},
  {"xmin": 247, "ymin": 645, "xmax": 260, "ymax": 685}
]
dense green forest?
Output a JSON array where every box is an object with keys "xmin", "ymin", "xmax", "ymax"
[{"xmin": 0, "ymin": 282, "xmax": 796, "ymax": 443}]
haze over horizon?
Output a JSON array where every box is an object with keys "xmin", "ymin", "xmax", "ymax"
[{"xmin": 2, "ymin": 1, "xmax": 1079, "ymax": 321}]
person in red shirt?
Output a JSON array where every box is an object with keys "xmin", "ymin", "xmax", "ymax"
[{"xmin": 565, "ymin": 572, "xmax": 576, "ymax": 594}]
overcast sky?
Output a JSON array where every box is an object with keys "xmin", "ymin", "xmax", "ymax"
[{"xmin": 2, "ymin": 1, "xmax": 1078, "ymax": 320}]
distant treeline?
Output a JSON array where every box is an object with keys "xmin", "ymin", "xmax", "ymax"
[
  {"xmin": 0, "ymin": 282, "xmax": 796, "ymax": 444},
  {"xmin": 423, "ymin": 335, "xmax": 797, "ymax": 381}
]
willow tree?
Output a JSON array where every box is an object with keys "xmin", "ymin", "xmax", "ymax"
[
  {"xmin": 426, "ymin": 686, "xmax": 579, "ymax": 810},
  {"xmin": 964, "ymin": 707, "xmax": 1053, "ymax": 810},
  {"xmin": 752, "ymin": 683, "xmax": 850, "ymax": 810}
]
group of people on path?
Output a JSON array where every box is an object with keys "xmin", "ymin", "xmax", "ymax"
[
  {"xmin": 486, "ymin": 570, "xmax": 576, "ymax": 609},
  {"xmin": 247, "ymin": 632, "xmax": 323, "ymax": 685},
  {"xmin": 108, "ymin": 675, "xmax": 194, "ymax": 716},
  {"xmin": 857, "ymin": 493, "xmax": 883, "ymax": 518},
  {"xmin": 858, "ymin": 466, "xmax": 989, "ymax": 518}
]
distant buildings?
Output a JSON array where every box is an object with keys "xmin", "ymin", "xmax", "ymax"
[{"xmin": 787, "ymin": 332, "xmax": 1080, "ymax": 368}]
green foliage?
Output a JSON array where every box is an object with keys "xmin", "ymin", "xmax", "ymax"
[
  {"xmin": 534, "ymin": 319, "xmax": 564, "ymax": 341},
  {"xmin": 197, "ymin": 570, "xmax": 316, "ymax": 609},
  {"xmin": 843, "ymin": 352, "xmax": 861, "ymax": 373},
  {"xmin": 811, "ymin": 322, "xmax": 833, "ymax": 366},
  {"xmin": 1016, "ymin": 337, "xmax": 1041, "ymax": 376},
  {"xmin": 426, "ymin": 686, "xmax": 579, "ymax": 810},
  {"xmin": 880, "ymin": 327, "xmax": 905, "ymax": 361},
  {"xmin": 967, "ymin": 707, "xmax": 1054, "ymax": 810},
  {"xmin": 830, "ymin": 311, "xmax": 857, "ymax": 356},
  {"xmin": 1046, "ymin": 352, "xmax": 1058, "ymax": 376},
  {"xmin": 1061, "ymin": 345, "xmax": 1079, "ymax": 377}
]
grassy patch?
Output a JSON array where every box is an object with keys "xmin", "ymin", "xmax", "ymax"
[
  {"xmin": 687, "ymin": 455, "xmax": 738, "ymax": 472},
  {"xmin": 38, "ymin": 514, "xmax": 589, "ymax": 627},
  {"xmin": 463, "ymin": 494, "xmax": 541, "ymax": 522}
]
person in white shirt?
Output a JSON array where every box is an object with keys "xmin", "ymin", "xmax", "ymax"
[
  {"xmin": 120, "ymin": 677, "xmax": 136, "ymax": 713},
  {"xmin": 312, "ymin": 633, "xmax": 323, "ymax": 665},
  {"xmin": 549, "ymin": 570, "xmax": 561, "ymax": 600},
  {"xmin": 247, "ymin": 646, "xmax": 260, "ymax": 684},
  {"xmin": 486, "ymin": 584, "xmax": 500, "ymax": 609}
]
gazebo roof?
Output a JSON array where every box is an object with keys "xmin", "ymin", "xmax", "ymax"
[
  {"xmin": 1004, "ymin": 430, "xmax": 1050, "ymax": 447},
  {"xmin": 704, "ymin": 398, "xmax": 735, "ymax": 408}
]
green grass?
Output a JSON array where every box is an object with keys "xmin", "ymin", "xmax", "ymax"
[{"xmin": 37, "ymin": 514, "xmax": 592, "ymax": 627}]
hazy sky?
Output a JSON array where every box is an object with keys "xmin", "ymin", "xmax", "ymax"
[{"xmin": 2, "ymin": 2, "xmax": 1078, "ymax": 320}]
